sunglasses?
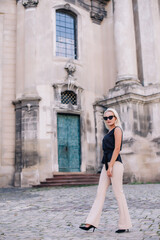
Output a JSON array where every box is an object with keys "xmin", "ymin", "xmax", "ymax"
[{"xmin": 103, "ymin": 115, "xmax": 115, "ymax": 121}]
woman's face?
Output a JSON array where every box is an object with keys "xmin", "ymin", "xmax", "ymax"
[{"xmin": 104, "ymin": 111, "xmax": 116, "ymax": 128}]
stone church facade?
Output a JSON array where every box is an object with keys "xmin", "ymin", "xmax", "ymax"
[{"xmin": 0, "ymin": 0, "xmax": 160, "ymax": 187}]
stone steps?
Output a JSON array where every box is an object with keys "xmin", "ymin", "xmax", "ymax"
[{"xmin": 33, "ymin": 173, "xmax": 100, "ymax": 188}]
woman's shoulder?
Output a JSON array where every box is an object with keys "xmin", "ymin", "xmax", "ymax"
[{"xmin": 114, "ymin": 126, "xmax": 123, "ymax": 135}]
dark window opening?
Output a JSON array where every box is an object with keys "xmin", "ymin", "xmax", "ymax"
[{"xmin": 61, "ymin": 91, "xmax": 77, "ymax": 105}]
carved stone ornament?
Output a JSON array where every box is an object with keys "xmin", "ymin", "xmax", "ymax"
[
  {"xmin": 64, "ymin": 59, "xmax": 77, "ymax": 90},
  {"xmin": 90, "ymin": 11, "xmax": 105, "ymax": 24},
  {"xmin": 22, "ymin": 0, "xmax": 39, "ymax": 8},
  {"xmin": 64, "ymin": 3, "xmax": 71, "ymax": 10},
  {"xmin": 90, "ymin": 0, "xmax": 110, "ymax": 24},
  {"xmin": 65, "ymin": 59, "xmax": 76, "ymax": 76}
]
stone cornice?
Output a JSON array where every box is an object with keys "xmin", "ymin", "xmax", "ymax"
[
  {"xmin": 13, "ymin": 98, "xmax": 41, "ymax": 112},
  {"xmin": 98, "ymin": 83, "xmax": 160, "ymax": 101},
  {"xmin": 94, "ymin": 83, "xmax": 160, "ymax": 107},
  {"xmin": 94, "ymin": 91, "xmax": 160, "ymax": 107},
  {"xmin": 13, "ymin": 96, "xmax": 41, "ymax": 105}
]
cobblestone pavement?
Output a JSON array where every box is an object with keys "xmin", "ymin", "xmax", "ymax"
[{"xmin": 0, "ymin": 184, "xmax": 160, "ymax": 240}]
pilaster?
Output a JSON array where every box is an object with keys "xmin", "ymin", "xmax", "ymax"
[{"xmin": 13, "ymin": 97, "xmax": 41, "ymax": 187}]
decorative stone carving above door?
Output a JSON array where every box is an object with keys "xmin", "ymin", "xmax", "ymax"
[{"xmin": 53, "ymin": 60, "xmax": 83, "ymax": 110}]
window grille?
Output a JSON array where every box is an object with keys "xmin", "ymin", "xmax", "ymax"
[
  {"xmin": 56, "ymin": 10, "xmax": 77, "ymax": 59},
  {"xmin": 61, "ymin": 91, "xmax": 77, "ymax": 105}
]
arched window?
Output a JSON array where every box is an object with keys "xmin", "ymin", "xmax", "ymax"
[
  {"xmin": 56, "ymin": 9, "xmax": 77, "ymax": 59},
  {"xmin": 61, "ymin": 90, "xmax": 77, "ymax": 105}
]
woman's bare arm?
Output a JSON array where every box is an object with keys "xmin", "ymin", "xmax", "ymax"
[{"xmin": 107, "ymin": 127, "xmax": 122, "ymax": 177}]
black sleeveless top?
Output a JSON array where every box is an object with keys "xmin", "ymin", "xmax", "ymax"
[{"xmin": 102, "ymin": 126, "xmax": 123, "ymax": 170}]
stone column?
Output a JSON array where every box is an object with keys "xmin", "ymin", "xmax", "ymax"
[
  {"xmin": 137, "ymin": 0, "xmax": 160, "ymax": 85},
  {"xmin": 114, "ymin": 0, "xmax": 139, "ymax": 85}
]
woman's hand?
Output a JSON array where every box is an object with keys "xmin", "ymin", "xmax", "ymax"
[{"xmin": 107, "ymin": 165, "xmax": 113, "ymax": 177}]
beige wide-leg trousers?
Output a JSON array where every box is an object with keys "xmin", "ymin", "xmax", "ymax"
[{"xmin": 85, "ymin": 161, "xmax": 132, "ymax": 229}]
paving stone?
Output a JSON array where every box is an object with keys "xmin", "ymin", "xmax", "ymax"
[{"xmin": 0, "ymin": 184, "xmax": 160, "ymax": 239}]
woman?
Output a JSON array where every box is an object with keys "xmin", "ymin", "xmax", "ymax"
[{"xmin": 79, "ymin": 108, "xmax": 132, "ymax": 233}]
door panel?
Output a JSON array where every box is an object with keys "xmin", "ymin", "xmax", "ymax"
[
  {"xmin": 57, "ymin": 115, "xmax": 68, "ymax": 171},
  {"xmin": 57, "ymin": 114, "xmax": 81, "ymax": 172}
]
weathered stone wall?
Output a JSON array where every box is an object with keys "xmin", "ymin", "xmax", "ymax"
[{"xmin": 1, "ymin": 0, "xmax": 160, "ymax": 187}]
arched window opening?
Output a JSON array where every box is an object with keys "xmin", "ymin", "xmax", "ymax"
[
  {"xmin": 56, "ymin": 9, "xmax": 77, "ymax": 59},
  {"xmin": 61, "ymin": 90, "xmax": 77, "ymax": 105}
]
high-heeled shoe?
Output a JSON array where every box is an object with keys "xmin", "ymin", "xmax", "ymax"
[
  {"xmin": 79, "ymin": 223, "xmax": 96, "ymax": 232},
  {"xmin": 115, "ymin": 229, "xmax": 129, "ymax": 233}
]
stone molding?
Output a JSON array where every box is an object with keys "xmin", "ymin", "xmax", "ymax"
[
  {"xmin": 116, "ymin": 75, "xmax": 141, "ymax": 85},
  {"xmin": 13, "ymin": 96, "xmax": 41, "ymax": 107},
  {"xmin": 12, "ymin": 97, "xmax": 41, "ymax": 110}
]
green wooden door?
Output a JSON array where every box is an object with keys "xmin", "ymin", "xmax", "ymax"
[{"xmin": 57, "ymin": 114, "xmax": 81, "ymax": 172}]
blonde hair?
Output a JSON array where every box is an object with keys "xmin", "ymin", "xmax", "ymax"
[{"xmin": 104, "ymin": 108, "xmax": 122, "ymax": 130}]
